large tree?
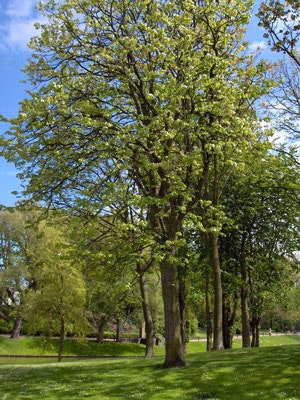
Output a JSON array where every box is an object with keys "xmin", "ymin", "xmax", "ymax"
[{"xmin": 2, "ymin": 0, "xmax": 270, "ymax": 367}]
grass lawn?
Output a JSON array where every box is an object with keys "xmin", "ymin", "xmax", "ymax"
[
  {"xmin": 0, "ymin": 336, "xmax": 152, "ymax": 358},
  {"xmin": 0, "ymin": 335, "xmax": 300, "ymax": 399}
]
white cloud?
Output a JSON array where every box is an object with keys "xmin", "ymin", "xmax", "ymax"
[
  {"xmin": 6, "ymin": 0, "xmax": 36, "ymax": 19},
  {"xmin": 4, "ymin": 18, "xmax": 39, "ymax": 52},
  {"xmin": 0, "ymin": 0, "xmax": 44, "ymax": 53},
  {"xmin": 270, "ymin": 130, "xmax": 289, "ymax": 145},
  {"xmin": 248, "ymin": 41, "xmax": 267, "ymax": 52}
]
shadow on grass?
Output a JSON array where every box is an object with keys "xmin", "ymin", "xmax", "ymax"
[{"xmin": 0, "ymin": 345, "xmax": 300, "ymax": 399}]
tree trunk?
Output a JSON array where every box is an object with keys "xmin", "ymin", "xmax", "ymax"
[
  {"xmin": 209, "ymin": 232, "xmax": 224, "ymax": 350},
  {"xmin": 240, "ymin": 234, "xmax": 250, "ymax": 348},
  {"xmin": 241, "ymin": 286, "xmax": 250, "ymax": 348},
  {"xmin": 147, "ymin": 198, "xmax": 186, "ymax": 367},
  {"xmin": 147, "ymin": 192, "xmax": 186, "ymax": 367},
  {"xmin": 58, "ymin": 315, "xmax": 65, "ymax": 362},
  {"xmin": 116, "ymin": 318, "xmax": 123, "ymax": 343},
  {"xmin": 250, "ymin": 317, "xmax": 260, "ymax": 347},
  {"xmin": 178, "ymin": 263, "xmax": 187, "ymax": 354},
  {"xmin": 160, "ymin": 255, "xmax": 186, "ymax": 368},
  {"xmin": 10, "ymin": 315, "xmax": 22, "ymax": 339},
  {"xmin": 96, "ymin": 316, "xmax": 108, "ymax": 344},
  {"xmin": 222, "ymin": 295, "xmax": 236, "ymax": 349},
  {"xmin": 205, "ymin": 276, "xmax": 213, "ymax": 351},
  {"xmin": 138, "ymin": 264, "xmax": 155, "ymax": 358},
  {"xmin": 223, "ymin": 321, "xmax": 232, "ymax": 349}
]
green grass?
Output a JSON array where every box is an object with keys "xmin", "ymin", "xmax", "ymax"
[
  {"xmin": 0, "ymin": 336, "xmax": 300, "ymax": 399},
  {"xmin": 233, "ymin": 333, "xmax": 300, "ymax": 348},
  {"xmin": 0, "ymin": 336, "xmax": 157, "ymax": 358},
  {"xmin": 1, "ymin": 334, "xmax": 299, "ymax": 358}
]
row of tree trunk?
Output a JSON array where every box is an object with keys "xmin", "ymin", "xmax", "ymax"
[{"xmin": 138, "ymin": 236, "xmax": 262, "ymax": 365}]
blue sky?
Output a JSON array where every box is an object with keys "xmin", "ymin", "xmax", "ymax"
[
  {"xmin": 0, "ymin": 0, "xmax": 270, "ymax": 207},
  {"xmin": 0, "ymin": 0, "xmax": 44, "ymax": 206}
]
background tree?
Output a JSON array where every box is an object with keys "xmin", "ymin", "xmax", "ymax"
[
  {"xmin": 266, "ymin": 61, "xmax": 300, "ymax": 145},
  {"xmin": 284, "ymin": 283, "xmax": 300, "ymax": 331},
  {"xmin": 0, "ymin": 207, "xmax": 42, "ymax": 338},
  {"xmin": 257, "ymin": 2, "xmax": 300, "ymax": 343},
  {"xmin": 258, "ymin": 1, "xmax": 300, "ymax": 147},
  {"xmin": 220, "ymin": 146, "xmax": 300, "ymax": 347},
  {"xmin": 79, "ymin": 224, "xmax": 140, "ymax": 341},
  {"xmin": 258, "ymin": 0, "xmax": 300, "ymax": 67},
  {"xmin": 0, "ymin": 209, "xmax": 23, "ymax": 337},
  {"xmin": 76, "ymin": 209, "xmax": 164, "ymax": 357},
  {"xmin": 25, "ymin": 222, "xmax": 87, "ymax": 362}
]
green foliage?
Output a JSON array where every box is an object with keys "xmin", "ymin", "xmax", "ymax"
[
  {"xmin": 24, "ymin": 223, "xmax": 87, "ymax": 339},
  {"xmin": 283, "ymin": 285, "xmax": 300, "ymax": 327},
  {"xmin": 72, "ymin": 217, "xmax": 144, "ymax": 340},
  {"xmin": 220, "ymin": 146, "xmax": 300, "ymax": 320},
  {"xmin": 1, "ymin": 0, "xmax": 271, "ymax": 232},
  {"xmin": 0, "ymin": 207, "xmax": 46, "ymax": 335}
]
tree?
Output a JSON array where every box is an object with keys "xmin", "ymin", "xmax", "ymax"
[
  {"xmin": 25, "ymin": 222, "xmax": 87, "ymax": 362},
  {"xmin": 284, "ymin": 283, "xmax": 300, "ymax": 330},
  {"xmin": 0, "ymin": 209, "xmax": 23, "ymax": 337},
  {"xmin": 73, "ymin": 211, "xmax": 159, "ymax": 356},
  {"xmin": 2, "ymin": 0, "xmax": 271, "ymax": 367},
  {"xmin": 0, "ymin": 207, "xmax": 41, "ymax": 338},
  {"xmin": 220, "ymin": 147, "xmax": 300, "ymax": 347},
  {"xmin": 78, "ymin": 220, "xmax": 141, "ymax": 342},
  {"xmin": 258, "ymin": 1, "xmax": 300, "ymax": 145},
  {"xmin": 265, "ymin": 61, "xmax": 300, "ymax": 145},
  {"xmin": 256, "ymin": 4, "xmax": 300, "ymax": 343},
  {"xmin": 257, "ymin": 0, "xmax": 300, "ymax": 67}
]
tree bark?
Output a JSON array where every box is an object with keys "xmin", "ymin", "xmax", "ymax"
[
  {"xmin": 178, "ymin": 263, "xmax": 187, "ymax": 354},
  {"xmin": 138, "ymin": 264, "xmax": 155, "ymax": 358},
  {"xmin": 160, "ymin": 255, "xmax": 186, "ymax": 368},
  {"xmin": 95, "ymin": 316, "xmax": 108, "ymax": 344},
  {"xmin": 222, "ymin": 319, "xmax": 232, "ymax": 349},
  {"xmin": 58, "ymin": 314, "xmax": 65, "ymax": 362},
  {"xmin": 250, "ymin": 317, "xmax": 260, "ymax": 347},
  {"xmin": 205, "ymin": 276, "xmax": 213, "ymax": 351},
  {"xmin": 10, "ymin": 315, "xmax": 22, "ymax": 339},
  {"xmin": 241, "ymin": 286, "xmax": 250, "ymax": 348},
  {"xmin": 116, "ymin": 318, "xmax": 123, "ymax": 343},
  {"xmin": 209, "ymin": 232, "xmax": 224, "ymax": 350},
  {"xmin": 222, "ymin": 295, "xmax": 237, "ymax": 349},
  {"xmin": 240, "ymin": 234, "xmax": 250, "ymax": 348},
  {"xmin": 147, "ymin": 196, "xmax": 186, "ymax": 367}
]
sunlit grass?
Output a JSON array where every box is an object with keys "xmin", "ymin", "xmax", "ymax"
[
  {"xmin": 0, "ymin": 336, "xmax": 150, "ymax": 358},
  {"xmin": 0, "ymin": 335, "xmax": 300, "ymax": 399},
  {"xmin": 0, "ymin": 344, "xmax": 300, "ymax": 399},
  {"xmin": 1, "ymin": 334, "xmax": 300, "ymax": 359}
]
